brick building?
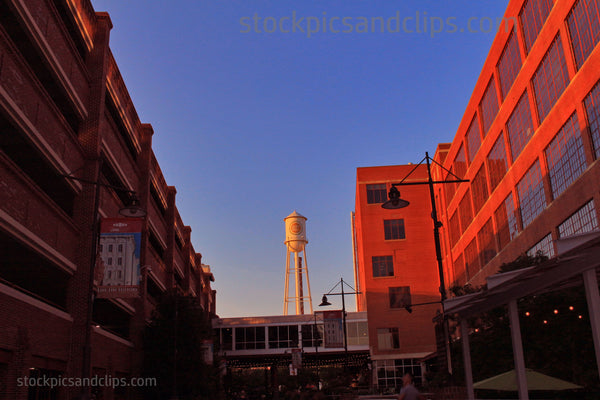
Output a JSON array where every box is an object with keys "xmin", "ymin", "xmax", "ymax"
[
  {"xmin": 433, "ymin": 0, "xmax": 600, "ymax": 289},
  {"xmin": 353, "ymin": 165, "xmax": 440, "ymax": 388},
  {"xmin": 0, "ymin": 1, "xmax": 215, "ymax": 399}
]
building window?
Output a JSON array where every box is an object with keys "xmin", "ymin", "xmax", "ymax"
[
  {"xmin": 464, "ymin": 237, "xmax": 480, "ymax": 280},
  {"xmin": 347, "ymin": 321, "xmax": 369, "ymax": 346},
  {"xmin": 384, "ymin": 219, "xmax": 405, "ymax": 240},
  {"xmin": 107, "ymin": 258, "xmax": 112, "ymax": 266},
  {"xmin": 444, "ymin": 169, "xmax": 457, "ymax": 205},
  {"xmin": 487, "ymin": 133, "xmax": 508, "ymax": 193},
  {"xmin": 117, "ymin": 257, "xmax": 123, "ymax": 266},
  {"xmin": 532, "ymin": 34, "xmax": 570, "ymax": 123},
  {"xmin": 301, "ymin": 324, "xmax": 323, "ymax": 348},
  {"xmin": 545, "ymin": 113, "xmax": 587, "ymax": 199},
  {"xmin": 478, "ymin": 218, "xmax": 497, "ymax": 266},
  {"xmin": 118, "ymin": 244, "xmax": 123, "ymax": 252},
  {"xmin": 498, "ymin": 32, "xmax": 522, "ymax": 99},
  {"xmin": 466, "ymin": 115, "xmax": 482, "ymax": 162},
  {"xmin": 117, "ymin": 271, "xmax": 122, "ymax": 278},
  {"xmin": 480, "ymin": 78, "xmax": 500, "ymax": 135},
  {"xmin": 527, "ymin": 233, "xmax": 555, "ymax": 258},
  {"xmin": 495, "ymin": 193, "xmax": 520, "ymax": 250},
  {"xmin": 377, "ymin": 328, "xmax": 400, "ymax": 350},
  {"xmin": 453, "ymin": 253, "xmax": 466, "ymax": 286},
  {"xmin": 568, "ymin": 0, "xmax": 600, "ymax": 69},
  {"xmin": 372, "ymin": 256, "xmax": 394, "ymax": 277},
  {"xmin": 507, "ymin": 91, "xmax": 535, "ymax": 161},
  {"xmin": 220, "ymin": 328, "xmax": 233, "ymax": 351},
  {"xmin": 108, "ymin": 244, "xmax": 113, "ymax": 252},
  {"xmin": 268, "ymin": 325, "xmax": 299, "ymax": 349},
  {"xmin": 235, "ymin": 327, "xmax": 266, "ymax": 350},
  {"xmin": 471, "ymin": 165, "xmax": 489, "ymax": 215},
  {"xmin": 459, "ymin": 190, "xmax": 473, "ymax": 232},
  {"xmin": 376, "ymin": 359, "xmax": 422, "ymax": 388},
  {"xmin": 517, "ymin": 160, "xmax": 547, "ymax": 228},
  {"xmin": 453, "ymin": 144, "xmax": 468, "ymax": 179},
  {"xmin": 367, "ymin": 184, "xmax": 387, "ymax": 204},
  {"xmin": 584, "ymin": 80, "xmax": 600, "ymax": 159},
  {"xmin": 558, "ymin": 200, "xmax": 599, "ymax": 238},
  {"xmin": 449, "ymin": 211, "xmax": 461, "ymax": 248},
  {"xmin": 389, "ymin": 286, "xmax": 411, "ymax": 309},
  {"xmin": 520, "ymin": 0, "xmax": 554, "ymax": 53}
]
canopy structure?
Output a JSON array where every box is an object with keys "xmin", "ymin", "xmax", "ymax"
[
  {"xmin": 442, "ymin": 232, "xmax": 600, "ymax": 400},
  {"xmin": 473, "ymin": 369, "xmax": 583, "ymax": 391}
]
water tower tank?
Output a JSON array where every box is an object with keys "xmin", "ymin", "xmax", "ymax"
[{"xmin": 284, "ymin": 211, "xmax": 307, "ymax": 252}]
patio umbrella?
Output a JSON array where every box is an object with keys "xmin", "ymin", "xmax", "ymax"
[{"xmin": 473, "ymin": 369, "xmax": 583, "ymax": 391}]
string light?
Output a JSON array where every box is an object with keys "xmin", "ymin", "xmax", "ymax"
[
  {"xmin": 543, "ymin": 320, "xmax": 548, "ymax": 324},
  {"xmin": 553, "ymin": 309, "xmax": 558, "ymax": 314},
  {"xmin": 525, "ymin": 312, "xmax": 530, "ymax": 316},
  {"xmin": 579, "ymin": 315, "xmax": 583, "ymax": 319},
  {"xmin": 569, "ymin": 306, "xmax": 574, "ymax": 311}
]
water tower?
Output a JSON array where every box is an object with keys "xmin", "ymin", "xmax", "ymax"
[{"xmin": 283, "ymin": 211, "xmax": 313, "ymax": 315}]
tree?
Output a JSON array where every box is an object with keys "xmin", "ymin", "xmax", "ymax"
[{"xmin": 142, "ymin": 289, "xmax": 221, "ymax": 400}]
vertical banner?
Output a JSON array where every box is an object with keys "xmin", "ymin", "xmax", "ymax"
[
  {"xmin": 291, "ymin": 348, "xmax": 302, "ymax": 369},
  {"xmin": 97, "ymin": 218, "xmax": 143, "ymax": 298},
  {"xmin": 323, "ymin": 310, "xmax": 344, "ymax": 348}
]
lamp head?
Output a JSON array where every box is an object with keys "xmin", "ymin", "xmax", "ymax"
[
  {"xmin": 381, "ymin": 186, "xmax": 410, "ymax": 209},
  {"xmin": 119, "ymin": 194, "xmax": 147, "ymax": 218},
  {"xmin": 319, "ymin": 295, "xmax": 331, "ymax": 307}
]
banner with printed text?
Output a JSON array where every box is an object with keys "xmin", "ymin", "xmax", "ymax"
[
  {"xmin": 96, "ymin": 218, "xmax": 143, "ymax": 298},
  {"xmin": 323, "ymin": 310, "xmax": 344, "ymax": 348}
]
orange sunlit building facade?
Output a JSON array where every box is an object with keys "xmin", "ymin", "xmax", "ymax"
[
  {"xmin": 434, "ymin": 0, "xmax": 600, "ymax": 289},
  {"xmin": 353, "ymin": 165, "xmax": 440, "ymax": 387}
]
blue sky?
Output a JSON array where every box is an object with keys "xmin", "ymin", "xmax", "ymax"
[{"xmin": 91, "ymin": 0, "xmax": 509, "ymax": 317}]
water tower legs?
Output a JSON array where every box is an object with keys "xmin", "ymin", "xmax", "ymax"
[{"xmin": 283, "ymin": 249, "xmax": 313, "ymax": 315}]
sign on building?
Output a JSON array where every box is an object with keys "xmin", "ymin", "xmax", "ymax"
[
  {"xmin": 97, "ymin": 218, "xmax": 143, "ymax": 298},
  {"xmin": 323, "ymin": 310, "xmax": 344, "ymax": 348}
]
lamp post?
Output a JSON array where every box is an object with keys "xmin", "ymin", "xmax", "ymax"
[
  {"xmin": 319, "ymin": 278, "xmax": 360, "ymax": 368},
  {"xmin": 62, "ymin": 168, "xmax": 146, "ymax": 400},
  {"xmin": 380, "ymin": 152, "xmax": 468, "ymax": 376}
]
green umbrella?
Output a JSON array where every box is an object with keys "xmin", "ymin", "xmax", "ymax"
[{"xmin": 473, "ymin": 369, "xmax": 583, "ymax": 391}]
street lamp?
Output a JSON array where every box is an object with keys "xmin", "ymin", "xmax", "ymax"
[
  {"xmin": 380, "ymin": 151, "xmax": 468, "ymax": 376},
  {"xmin": 62, "ymin": 167, "xmax": 146, "ymax": 400},
  {"xmin": 319, "ymin": 278, "xmax": 360, "ymax": 367}
]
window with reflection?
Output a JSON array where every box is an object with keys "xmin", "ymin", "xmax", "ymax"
[
  {"xmin": 384, "ymin": 219, "xmax": 405, "ymax": 240},
  {"xmin": 453, "ymin": 253, "xmax": 466, "ymax": 287},
  {"xmin": 366, "ymin": 184, "xmax": 387, "ymax": 204},
  {"xmin": 527, "ymin": 233, "xmax": 555, "ymax": 258},
  {"xmin": 453, "ymin": 144, "xmax": 468, "ymax": 179},
  {"xmin": 459, "ymin": 190, "xmax": 473, "ymax": 232},
  {"xmin": 269, "ymin": 325, "xmax": 299, "ymax": 349},
  {"xmin": 478, "ymin": 218, "xmax": 497, "ymax": 266},
  {"xmin": 545, "ymin": 113, "xmax": 586, "ymax": 199},
  {"xmin": 495, "ymin": 193, "xmax": 520, "ymax": 250},
  {"xmin": 558, "ymin": 200, "xmax": 599, "ymax": 238},
  {"xmin": 377, "ymin": 328, "xmax": 399, "ymax": 350},
  {"xmin": 389, "ymin": 286, "xmax": 411, "ymax": 309},
  {"xmin": 464, "ymin": 237, "xmax": 480, "ymax": 280},
  {"xmin": 471, "ymin": 165, "xmax": 489, "ymax": 215},
  {"xmin": 517, "ymin": 160, "xmax": 547, "ymax": 228},
  {"xmin": 301, "ymin": 324, "xmax": 323, "ymax": 348},
  {"xmin": 372, "ymin": 255, "xmax": 394, "ymax": 277},
  {"xmin": 584, "ymin": 80, "xmax": 600, "ymax": 159},
  {"xmin": 520, "ymin": 0, "xmax": 553, "ymax": 52},
  {"xmin": 480, "ymin": 78, "xmax": 500, "ymax": 134},
  {"xmin": 532, "ymin": 34, "xmax": 570, "ymax": 122},
  {"xmin": 487, "ymin": 134, "xmax": 509, "ymax": 193},
  {"xmin": 498, "ymin": 32, "xmax": 522, "ymax": 99},
  {"xmin": 466, "ymin": 115, "xmax": 482, "ymax": 162},
  {"xmin": 507, "ymin": 91, "xmax": 535, "ymax": 161},
  {"xmin": 235, "ymin": 327, "xmax": 265, "ymax": 350},
  {"xmin": 567, "ymin": 0, "xmax": 600, "ymax": 69},
  {"xmin": 449, "ymin": 211, "xmax": 461, "ymax": 248},
  {"xmin": 347, "ymin": 321, "xmax": 369, "ymax": 346}
]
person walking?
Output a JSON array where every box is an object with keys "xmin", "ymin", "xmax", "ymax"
[{"xmin": 397, "ymin": 372, "xmax": 424, "ymax": 400}]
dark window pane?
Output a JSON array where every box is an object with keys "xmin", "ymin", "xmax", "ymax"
[
  {"xmin": 384, "ymin": 219, "xmax": 405, "ymax": 240},
  {"xmin": 466, "ymin": 115, "xmax": 482, "ymax": 162},
  {"xmin": 487, "ymin": 134, "xmax": 509, "ymax": 192},
  {"xmin": 459, "ymin": 190, "xmax": 473, "ymax": 232},
  {"xmin": 567, "ymin": 0, "xmax": 600, "ymax": 69},
  {"xmin": 471, "ymin": 165, "xmax": 489, "ymax": 215},
  {"xmin": 507, "ymin": 91, "xmax": 535, "ymax": 161},
  {"xmin": 480, "ymin": 78, "xmax": 500, "ymax": 134},
  {"xmin": 498, "ymin": 32, "xmax": 522, "ymax": 99},
  {"xmin": 517, "ymin": 160, "xmax": 547, "ymax": 228},
  {"xmin": 477, "ymin": 218, "xmax": 497, "ymax": 266},
  {"xmin": 389, "ymin": 287, "xmax": 411, "ymax": 309},
  {"xmin": 464, "ymin": 237, "xmax": 480, "ymax": 280},
  {"xmin": 367, "ymin": 184, "xmax": 387, "ymax": 204},
  {"xmin": 372, "ymin": 255, "xmax": 394, "ymax": 277},
  {"xmin": 520, "ymin": 0, "xmax": 554, "ymax": 52}
]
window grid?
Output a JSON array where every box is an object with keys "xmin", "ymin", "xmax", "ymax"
[
  {"xmin": 478, "ymin": 218, "xmax": 497, "ymax": 266},
  {"xmin": 376, "ymin": 328, "xmax": 400, "ymax": 351},
  {"xmin": 372, "ymin": 255, "xmax": 394, "ymax": 277},
  {"xmin": 384, "ymin": 219, "xmax": 405, "ymax": 240},
  {"xmin": 487, "ymin": 133, "xmax": 509, "ymax": 193},
  {"xmin": 545, "ymin": 113, "xmax": 587, "ymax": 199},
  {"xmin": 367, "ymin": 184, "xmax": 388, "ymax": 204},
  {"xmin": 584, "ymin": 80, "xmax": 600, "ymax": 159},
  {"xmin": 498, "ymin": 32, "xmax": 522, "ymax": 99},
  {"xmin": 495, "ymin": 193, "xmax": 520, "ymax": 250},
  {"xmin": 517, "ymin": 160, "xmax": 547, "ymax": 228},
  {"xmin": 444, "ymin": 170, "xmax": 457, "ymax": 206},
  {"xmin": 466, "ymin": 116, "xmax": 482, "ymax": 162},
  {"xmin": 507, "ymin": 91, "xmax": 535, "ymax": 161},
  {"xmin": 376, "ymin": 358, "xmax": 422, "ymax": 388},
  {"xmin": 453, "ymin": 253, "xmax": 466, "ymax": 287},
  {"xmin": 520, "ymin": 0, "xmax": 554, "ymax": 53},
  {"xmin": 532, "ymin": 34, "xmax": 570, "ymax": 122},
  {"xmin": 459, "ymin": 190, "xmax": 474, "ymax": 233},
  {"xmin": 567, "ymin": 0, "xmax": 600, "ymax": 69},
  {"xmin": 527, "ymin": 233, "xmax": 555, "ymax": 258},
  {"xmin": 480, "ymin": 78, "xmax": 500, "ymax": 135},
  {"xmin": 449, "ymin": 211, "xmax": 461, "ymax": 248},
  {"xmin": 558, "ymin": 199, "xmax": 599, "ymax": 238},
  {"xmin": 454, "ymin": 144, "xmax": 468, "ymax": 179},
  {"xmin": 389, "ymin": 286, "xmax": 411, "ymax": 309},
  {"xmin": 464, "ymin": 237, "xmax": 480, "ymax": 281},
  {"xmin": 471, "ymin": 165, "xmax": 490, "ymax": 215}
]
